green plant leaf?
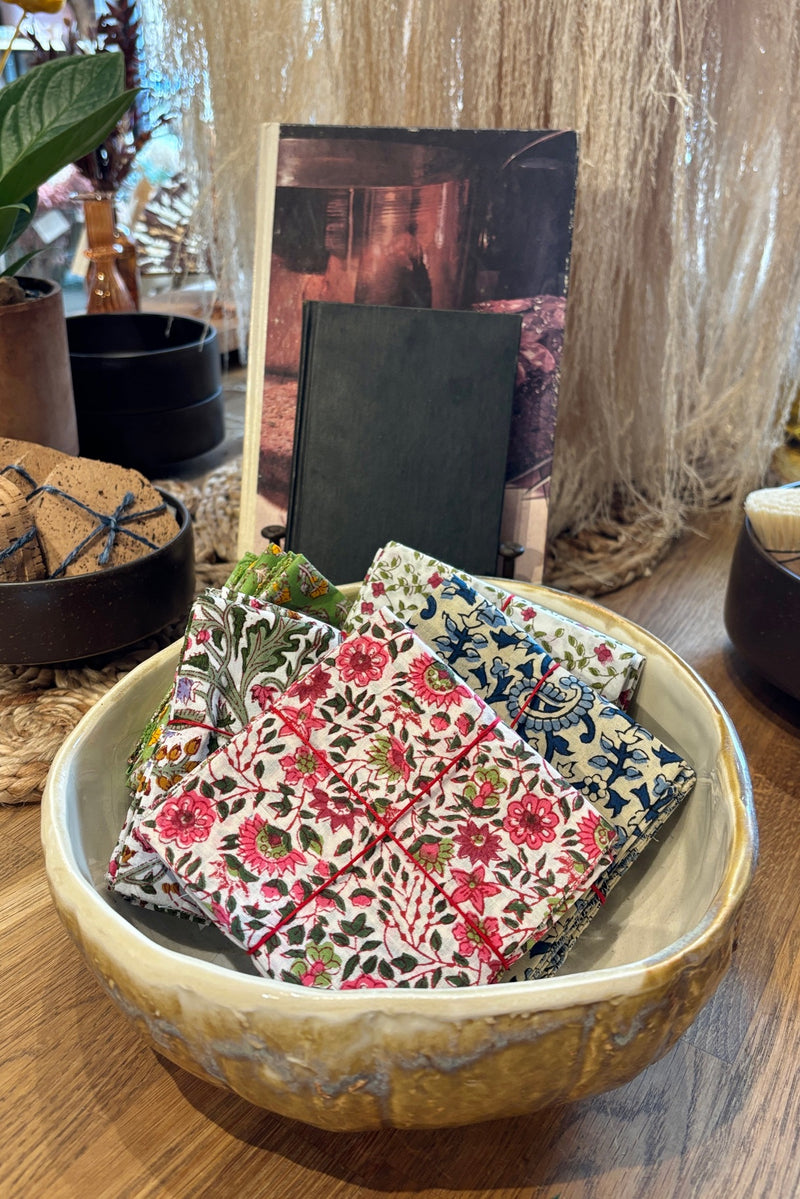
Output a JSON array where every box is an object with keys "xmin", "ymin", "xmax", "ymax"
[
  {"xmin": 0, "ymin": 193, "xmax": 34, "ymax": 256},
  {"xmin": 1, "ymin": 248, "xmax": 40, "ymax": 278},
  {"xmin": 0, "ymin": 205, "xmax": 22, "ymax": 256},
  {"xmin": 0, "ymin": 54, "xmax": 138, "ymax": 205},
  {"xmin": 0, "ymin": 55, "xmax": 77, "ymax": 132},
  {"xmin": 0, "ymin": 189, "xmax": 38, "ymax": 260}
]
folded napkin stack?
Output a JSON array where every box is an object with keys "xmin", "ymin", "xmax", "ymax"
[
  {"xmin": 140, "ymin": 610, "xmax": 617, "ymax": 987},
  {"xmin": 376, "ymin": 570, "xmax": 697, "ymax": 978},
  {"xmin": 345, "ymin": 541, "xmax": 644, "ymax": 706},
  {"xmin": 108, "ymin": 540, "xmax": 696, "ymax": 989},
  {"xmin": 227, "ymin": 544, "xmax": 350, "ymax": 626},
  {"xmin": 109, "ymin": 589, "xmax": 342, "ymax": 917}
]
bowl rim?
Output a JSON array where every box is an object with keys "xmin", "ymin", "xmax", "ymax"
[
  {"xmin": 41, "ymin": 583, "xmax": 757, "ymax": 1018},
  {"xmin": 66, "ymin": 312, "xmax": 217, "ymax": 361}
]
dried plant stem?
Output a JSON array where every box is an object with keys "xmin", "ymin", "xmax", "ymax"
[
  {"xmin": 141, "ymin": 0, "xmax": 800, "ymax": 558},
  {"xmin": 0, "ymin": 13, "xmax": 25, "ymax": 78}
]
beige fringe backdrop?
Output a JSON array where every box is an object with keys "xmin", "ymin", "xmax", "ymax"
[{"xmin": 142, "ymin": 0, "xmax": 800, "ymax": 592}]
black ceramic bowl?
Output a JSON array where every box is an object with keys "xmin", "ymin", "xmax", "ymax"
[
  {"xmin": 74, "ymin": 388, "xmax": 225, "ymax": 477},
  {"xmin": 0, "ymin": 489, "xmax": 194, "ymax": 665},
  {"xmin": 67, "ymin": 313, "xmax": 225, "ymax": 475},
  {"xmin": 67, "ymin": 313, "xmax": 221, "ymax": 411},
  {"xmin": 724, "ymin": 481, "xmax": 800, "ymax": 701}
]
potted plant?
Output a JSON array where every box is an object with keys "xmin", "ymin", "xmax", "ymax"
[{"xmin": 0, "ymin": 1, "xmax": 136, "ymax": 452}]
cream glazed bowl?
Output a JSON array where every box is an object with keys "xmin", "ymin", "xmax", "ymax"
[{"xmin": 41, "ymin": 582, "xmax": 756, "ymax": 1131}]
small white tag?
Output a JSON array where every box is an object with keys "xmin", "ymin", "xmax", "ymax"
[
  {"xmin": 70, "ymin": 228, "xmax": 89, "ymax": 279},
  {"xmin": 31, "ymin": 209, "xmax": 72, "ymax": 245}
]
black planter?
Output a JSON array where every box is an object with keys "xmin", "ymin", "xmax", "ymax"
[
  {"xmin": 723, "ymin": 481, "xmax": 800, "ymax": 702},
  {"xmin": 67, "ymin": 313, "xmax": 225, "ymax": 475}
]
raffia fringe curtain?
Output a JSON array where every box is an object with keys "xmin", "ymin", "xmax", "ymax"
[{"xmin": 143, "ymin": 0, "xmax": 800, "ymax": 553}]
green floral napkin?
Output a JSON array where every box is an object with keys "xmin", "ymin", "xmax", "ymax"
[{"xmin": 228, "ymin": 545, "xmax": 350, "ymax": 626}]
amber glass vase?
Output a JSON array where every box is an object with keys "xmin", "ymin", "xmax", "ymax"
[
  {"xmin": 81, "ymin": 192, "xmax": 138, "ymax": 314},
  {"xmin": 114, "ymin": 219, "xmax": 141, "ymax": 309}
]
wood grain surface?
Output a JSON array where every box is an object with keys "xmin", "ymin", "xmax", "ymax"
[{"xmin": 2, "ymin": 509, "xmax": 798, "ymax": 1199}]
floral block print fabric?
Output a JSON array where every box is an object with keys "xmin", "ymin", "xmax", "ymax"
[
  {"xmin": 225, "ymin": 545, "xmax": 350, "ymax": 626},
  {"xmin": 397, "ymin": 573, "xmax": 697, "ymax": 978},
  {"xmin": 344, "ymin": 541, "xmax": 644, "ymax": 707},
  {"xmin": 141, "ymin": 609, "xmax": 617, "ymax": 989},
  {"xmin": 126, "ymin": 538, "xmax": 348, "ymax": 782},
  {"xmin": 128, "ymin": 587, "xmax": 342, "ymax": 782},
  {"xmin": 108, "ymin": 592, "xmax": 342, "ymax": 918}
]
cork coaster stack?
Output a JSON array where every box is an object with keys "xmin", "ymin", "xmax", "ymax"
[
  {"xmin": 0, "ymin": 439, "xmax": 180, "ymax": 587},
  {"xmin": 0, "ymin": 457, "xmax": 242, "ymax": 805},
  {"xmin": 0, "ymin": 476, "xmax": 46, "ymax": 582},
  {"xmin": 0, "ymin": 438, "xmax": 67, "ymax": 497},
  {"xmin": 30, "ymin": 458, "xmax": 178, "ymax": 578}
]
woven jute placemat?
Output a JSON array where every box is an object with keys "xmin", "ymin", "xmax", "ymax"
[
  {"xmin": 544, "ymin": 511, "xmax": 679, "ymax": 597},
  {"xmin": 1, "ymin": 459, "xmax": 673, "ymax": 804},
  {"xmin": 0, "ymin": 460, "xmax": 241, "ymax": 805}
]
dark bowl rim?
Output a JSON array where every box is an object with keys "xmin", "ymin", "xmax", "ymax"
[
  {"xmin": 66, "ymin": 313, "xmax": 217, "ymax": 363},
  {"xmin": 0, "ymin": 486, "xmax": 191, "ymax": 596}
]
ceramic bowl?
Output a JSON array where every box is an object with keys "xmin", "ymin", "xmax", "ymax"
[
  {"xmin": 0, "ymin": 489, "xmax": 194, "ymax": 665},
  {"xmin": 67, "ymin": 313, "xmax": 221, "ymax": 412},
  {"xmin": 67, "ymin": 314, "xmax": 225, "ymax": 476},
  {"xmin": 41, "ymin": 583, "xmax": 756, "ymax": 1131},
  {"xmin": 724, "ymin": 482, "xmax": 800, "ymax": 701}
]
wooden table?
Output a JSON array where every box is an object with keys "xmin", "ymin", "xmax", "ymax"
[{"xmin": 2, "ymin": 510, "xmax": 798, "ymax": 1199}]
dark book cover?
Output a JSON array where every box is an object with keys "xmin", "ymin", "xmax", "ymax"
[{"xmin": 285, "ymin": 301, "xmax": 522, "ymax": 583}]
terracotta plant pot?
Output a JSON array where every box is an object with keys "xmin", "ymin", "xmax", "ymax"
[{"xmin": 0, "ymin": 277, "xmax": 79, "ymax": 455}]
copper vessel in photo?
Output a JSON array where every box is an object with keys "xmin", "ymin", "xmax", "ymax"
[{"xmin": 266, "ymin": 137, "xmax": 478, "ymax": 375}]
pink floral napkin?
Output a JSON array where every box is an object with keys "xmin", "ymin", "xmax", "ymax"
[{"xmin": 140, "ymin": 610, "xmax": 617, "ymax": 989}]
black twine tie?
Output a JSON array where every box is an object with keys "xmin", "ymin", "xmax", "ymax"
[
  {"xmin": 28, "ymin": 485, "xmax": 167, "ymax": 579},
  {"xmin": 0, "ymin": 525, "xmax": 37, "ymax": 567}
]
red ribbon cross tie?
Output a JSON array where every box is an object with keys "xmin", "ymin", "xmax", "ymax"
[{"xmin": 247, "ymin": 659, "xmax": 561, "ymax": 971}]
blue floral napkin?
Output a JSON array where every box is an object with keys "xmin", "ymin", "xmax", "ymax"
[
  {"xmin": 394, "ymin": 572, "xmax": 697, "ymax": 977},
  {"xmin": 344, "ymin": 541, "xmax": 644, "ymax": 707}
]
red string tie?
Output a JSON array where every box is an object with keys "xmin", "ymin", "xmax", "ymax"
[{"xmin": 247, "ymin": 658, "xmax": 562, "ymax": 969}]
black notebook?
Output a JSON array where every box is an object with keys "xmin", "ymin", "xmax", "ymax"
[{"xmin": 285, "ymin": 301, "xmax": 522, "ymax": 583}]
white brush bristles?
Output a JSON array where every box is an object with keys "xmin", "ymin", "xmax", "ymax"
[{"xmin": 745, "ymin": 488, "xmax": 800, "ymax": 555}]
